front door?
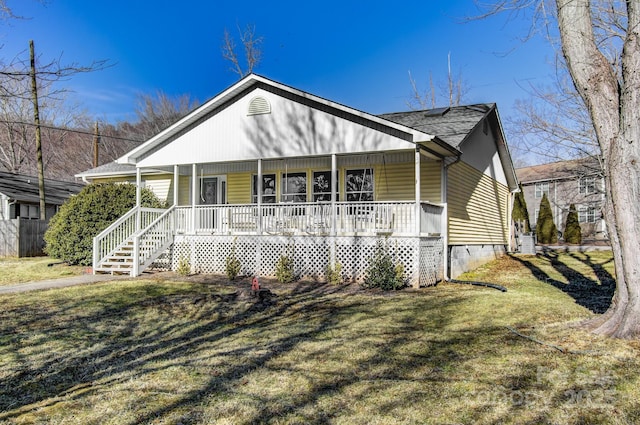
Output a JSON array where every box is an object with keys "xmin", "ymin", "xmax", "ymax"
[
  {"xmin": 199, "ymin": 176, "xmax": 226, "ymax": 231},
  {"xmin": 200, "ymin": 176, "xmax": 226, "ymax": 205}
]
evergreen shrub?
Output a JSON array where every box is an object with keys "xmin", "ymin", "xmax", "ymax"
[
  {"xmin": 536, "ymin": 193, "xmax": 558, "ymax": 244},
  {"xmin": 564, "ymin": 204, "xmax": 582, "ymax": 244},
  {"xmin": 44, "ymin": 182, "xmax": 165, "ymax": 265}
]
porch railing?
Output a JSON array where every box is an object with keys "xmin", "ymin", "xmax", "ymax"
[
  {"xmin": 174, "ymin": 201, "xmax": 444, "ymax": 236},
  {"xmin": 93, "ymin": 206, "xmax": 166, "ymax": 270},
  {"xmin": 133, "ymin": 206, "xmax": 176, "ymax": 275}
]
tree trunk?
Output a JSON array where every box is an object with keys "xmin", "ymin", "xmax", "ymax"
[{"xmin": 557, "ymin": 0, "xmax": 640, "ymax": 338}]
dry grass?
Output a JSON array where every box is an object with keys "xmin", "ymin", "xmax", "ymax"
[
  {"xmin": 0, "ymin": 257, "xmax": 85, "ymax": 286},
  {"xmin": 1, "ymin": 250, "xmax": 639, "ymax": 424}
]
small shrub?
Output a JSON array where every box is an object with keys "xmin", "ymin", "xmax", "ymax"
[
  {"xmin": 326, "ymin": 262, "xmax": 343, "ymax": 285},
  {"xmin": 226, "ymin": 240, "xmax": 242, "ymax": 280},
  {"xmin": 363, "ymin": 241, "xmax": 404, "ymax": 290},
  {"xmin": 176, "ymin": 255, "xmax": 191, "ymax": 276},
  {"xmin": 275, "ymin": 254, "xmax": 295, "ymax": 284}
]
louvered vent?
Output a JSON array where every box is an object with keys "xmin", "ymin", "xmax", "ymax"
[{"xmin": 247, "ymin": 96, "xmax": 271, "ymax": 115}]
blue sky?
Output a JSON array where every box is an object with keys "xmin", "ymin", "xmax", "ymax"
[{"xmin": 2, "ymin": 0, "xmax": 556, "ymax": 161}]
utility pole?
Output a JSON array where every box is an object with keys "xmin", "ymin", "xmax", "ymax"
[
  {"xmin": 93, "ymin": 121, "xmax": 100, "ymax": 168},
  {"xmin": 29, "ymin": 40, "xmax": 46, "ymax": 220}
]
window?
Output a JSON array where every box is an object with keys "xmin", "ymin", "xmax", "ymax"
[
  {"xmin": 534, "ymin": 208, "xmax": 540, "ymax": 224},
  {"xmin": 312, "ymin": 171, "xmax": 333, "ymax": 202},
  {"xmin": 578, "ymin": 206, "xmax": 598, "ymax": 223},
  {"xmin": 281, "ymin": 172, "xmax": 307, "ymax": 202},
  {"xmin": 19, "ymin": 204, "xmax": 39, "ymax": 219},
  {"xmin": 535, "ymin": 182, "xmax": 549, "ymax": 199},
  {"xmin": 345, "ymin": 168, "xmax": 373, "ymax": 201},
  {"xmin": 252, "ymin": 174, "xmax": 276, "ymax": 203},
  {"xmin": 579, "ymin": 176, "xmax": 596, "ymax": 194}
]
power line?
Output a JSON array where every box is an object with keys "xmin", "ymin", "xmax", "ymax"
[{"xmin": 0, "ymin": 119, "xmax": 145, "ymax": 143}]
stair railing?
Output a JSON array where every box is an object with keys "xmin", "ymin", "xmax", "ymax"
[
  {"xmin": 93, "ymin": 206, "xmax": 166, "ymax": 273},
  {"xmin": 132, "ymin": 206, "xmax": 176, "ymax": 276}
]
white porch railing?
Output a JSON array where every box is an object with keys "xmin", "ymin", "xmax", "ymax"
[
  {"xmin": 92, "ymin": 206, "xmax": 166, "ymax": 271},
  {"xmin": 133, "ymin": 206, "xmax": 176, "ymax": 276},
  {"xmin": 174, "ymin": 201, "xmax": 444, "ymax": 236}
]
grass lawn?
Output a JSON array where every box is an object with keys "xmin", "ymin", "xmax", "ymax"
[
  {"xmin": 0, "ymin": 257, "xmax": 86, "ymax": 286},
  {"xmin": 1, "ymin": 250, "xmax": 638, "ymax": 424}
]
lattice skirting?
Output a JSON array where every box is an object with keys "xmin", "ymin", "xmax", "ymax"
[{"xmin": 153, "ymin": 235, "xmax": 443, "ymax": 287}]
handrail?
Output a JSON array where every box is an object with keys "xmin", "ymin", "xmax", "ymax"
[
  {"xmin": 133, "ymin": 205, "xmax": 176, "ymax": 275},
  {"xmin": 93, "ymin": 206, "xmax": 167, "ymax": 272},
  {"xmin": 93, "ymin": 206, "xmax": 138, "ymax": 271}
]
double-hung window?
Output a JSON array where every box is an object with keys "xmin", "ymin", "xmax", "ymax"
[
  {"xmin": 252, "ymin": 174, "xmax": 276, "ymax": 204},
  {"xmin": 345, "ymin": 168, "xmax": 374, "ymax": 201},
  {"xmin": 535, "ymin": 182, "xmax": 549, "ymax": 199},
  {"xmin": 579, "ymin": 177, "xmax": 596, "ymax": 194},
  {"xmin": 312, "ymin": 171, "xmax": 333, "ymax": 202},
  {"xmin": 281, "ymin": 172, "xmax": 307, "ymax": 203},
  {"xmin": 578, "ymin": 206, "xmax": 597, "ymax": 223}
]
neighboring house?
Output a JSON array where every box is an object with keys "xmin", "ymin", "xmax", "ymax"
[
  {"xmin": 0, "ymin": 171, "xmax": 85, "ymax": 256},
  {"xmin": 0, "ymin": 171, "xmax": 85, "ymax": 220},
  {"xmin": 77, "ymin": 74, "xmax": 519, "ymax": 284},
  {"xmin": 516, "ymin": 157, "xmax": 607, "ymax": 242}
]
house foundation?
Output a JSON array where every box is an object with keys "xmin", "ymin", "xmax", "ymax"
[{"xmin": 448, "ymin": 244, "xmax": 507, "ymax": 279}]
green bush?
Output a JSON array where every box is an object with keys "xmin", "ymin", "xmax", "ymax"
[
  {"xmin": 535, "ymin": 193, "xmax": 558, "ymax": 244},
  {"xmin": 225, "ymin": 239, "xmax": 242, "ymax": 280},
  {"xmin": 326, "ymin": 261, "xmax": 343, "ymax": 285},
  {"xmin": 176, "ymin": 255, "xmax": 192, "ymax": 276},
  {"xmin": 44, "ymin": 182, "xmax": 165, "ymax": 265},
  {"xmin": 513, "ymin": 183, "xmax": 532, "ymax": 233},
  {"xmin": 564, "ymin": 204, "xmax": 582, "ymax": 244},
  {"xmin": 362, "ymin": 241, "xmax": 405, "ymax": 290},
  {"xmin": 275, "ymin": 253, "xmax": 295, "ymax": 284}
]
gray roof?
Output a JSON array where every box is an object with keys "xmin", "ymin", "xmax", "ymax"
[
  {"xmin": 379, "ymin": 104, "xmax": 496, "ymax": 149},
  {"xmin": 0, "ymin": 171, "xmax": 85, "ymax": 205},
  {"xmin": 516, "ymin": 157, "xmax": 602, "ymax": 184},
  {"xmin": 76, "ymin": 161, "xmax": 137, "ymax": 177}
]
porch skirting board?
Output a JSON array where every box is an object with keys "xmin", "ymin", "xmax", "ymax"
[{"xmin": 152, "ymin": 235, "xmax": 444, "ymax": 287}]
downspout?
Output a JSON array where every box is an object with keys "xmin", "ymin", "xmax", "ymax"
[{"xmin": 442, "ymin": 154, "xmax": 461, "ymax": 282}]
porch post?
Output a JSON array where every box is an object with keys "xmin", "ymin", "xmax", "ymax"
[
  {"xmin": 257, "ymin": 159, "xmax": 262, "ymax": 234},
  {"xmin": 331, "ymin": 153, "xmax": 337, "ymax": 237},
  {"xmin": 191, "ymin": 164, "xmax": 197, "ymax": 233},
  {"xmin": 136, "ymin": 167, "xmax": 142, "ymax": 231},
  {"xmin": 173, "ymin": 165, "xmax": 179, "ymax": 206},
  {"xmin": 330, "ymin": 154, "xmax": 337, "ymax": 267},
  {"xmin": 415, "ymin": 147, "xmax": 421, "ymax": 235}
]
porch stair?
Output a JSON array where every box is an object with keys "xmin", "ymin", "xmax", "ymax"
[
  {"xmin": 94, "ymin": 240, "xmax": 135, "ymax": 275},
  {"xmin": 93, "ymin": 206, "xmax": 176, "ymax": 277}
]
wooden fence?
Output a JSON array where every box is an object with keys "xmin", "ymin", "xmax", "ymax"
[{"xmin": 0, "ymin": 219, "xmax": 48, "ymax": 257}]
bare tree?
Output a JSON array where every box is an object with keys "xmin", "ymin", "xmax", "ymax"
[
  {"xmin": 221, "ymin": 24, "xmax": 263, "ymax": 78},
  {"xmin": 407, "ymin": 53, "xmax": 470, "ymax": 110},
  {"xmin": 477, "ymin": 0, "xmax": 640, "ymax": 338},
  {"xmin": 117, "ymin": 90, "xmax": 198, "ymax": 142},
  {"xmin": 0, "ymin": 40, "xmax": 110, "ymax": 217}
]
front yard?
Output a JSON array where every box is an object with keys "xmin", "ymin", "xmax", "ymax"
[
  {"xmin": 1, "ymin": 250, "xmax": 638, "ymax": 424},
  {"xmin": 0, "ymin": 257, "xmax": 85, "ymax": 286}
]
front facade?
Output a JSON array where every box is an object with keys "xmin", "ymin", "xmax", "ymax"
[
  {"xmin": 79, "ymin": 75, "xmax": 518, "ymax": 284},
  {"xmin": 516, "ymin": 158, "xmax": 607, "ymax": 242}
]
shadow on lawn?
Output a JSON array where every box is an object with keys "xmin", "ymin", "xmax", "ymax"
[
  {"xmin": 0, "ymin": 278, "xmax": 488, "ymax": 424},
  {"xmin": 0, "ymin": 271, "xmax": 626, "ymax": 424},
  {"xmin": 510, "ymin": 250, "xmax": 616, "ymax": 314}
]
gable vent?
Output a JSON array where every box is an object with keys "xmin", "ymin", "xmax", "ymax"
[{"xmin": 247, "ymin": 96, "xmax": 271, "ymax": 115}]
